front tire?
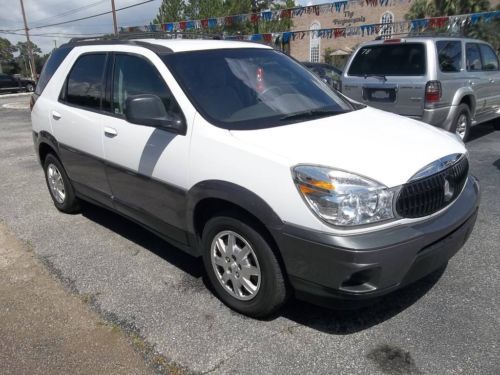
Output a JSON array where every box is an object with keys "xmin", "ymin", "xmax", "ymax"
[
  {"xmin": 43, "ymin": 154, "xmax": 80, "ymax": 213},
  {"xmin": 451, "ymin": 103, "xmax": 471, "ymax": 142},
  {"xmin": 202, "ymin": 213, "xmax": 288, "ymax": 318}
]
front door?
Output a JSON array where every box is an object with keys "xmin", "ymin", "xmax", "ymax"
[
  {"xmin": 102, "ymin": 52, "xmax": 190, "ymax": 244},
  {"xmin": 51, "ymin": 53, "xmax": 112, "ymax": 205}
]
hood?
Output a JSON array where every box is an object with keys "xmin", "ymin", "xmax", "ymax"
[{"xmin": 230, "ymin": 107, "xmax": 466, "ymax": 187}]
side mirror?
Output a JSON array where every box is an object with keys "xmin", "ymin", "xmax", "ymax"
[{"xmin": 124, "ymin": 94, "xmax": 186, "ymax": 135}]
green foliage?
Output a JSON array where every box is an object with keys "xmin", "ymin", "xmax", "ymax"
[
  {"xmin": 152, "ymin": 0, "xmax": 295, "ymax": 36},
  {"xmin": 0, "ymin": 37, "xmax": 17, "ymax": 62},
  {"xmin": 405, "ymin": 0, "xmax": 499, "ymax": 50}
]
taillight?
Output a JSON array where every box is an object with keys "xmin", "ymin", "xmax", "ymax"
[
  {"xmin": 383, "ymin": 39, "xmax": 403, "ymax": 44},
  {"xmin": 30, "ymin": 94, "xmax": 37, "ymax": 111},
  {"xmin": 425, "ymin": 81, "xmax": 441, "ymax": 103}
]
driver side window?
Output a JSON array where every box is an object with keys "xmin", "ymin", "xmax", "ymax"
[{"xmin": 112, "ymin": 54, "xmax": 181, "ymax": 118}]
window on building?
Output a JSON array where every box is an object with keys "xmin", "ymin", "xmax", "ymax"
[
  {"xmin": 380, "ymin": 12, "xmax": 394, "ymax": 39},
  {"xmin": 310, "ymin": 22, "xmax": 320, "ymax": 63}
]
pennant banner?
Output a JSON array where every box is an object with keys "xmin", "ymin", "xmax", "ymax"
[{"xmin": 120, "ymin": 10, "xmax": 500, "ymax": 45}]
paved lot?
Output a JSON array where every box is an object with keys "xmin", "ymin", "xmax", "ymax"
[{"xmin": 1, "ymin": 94, "xmax": 499, "ymax": 374}]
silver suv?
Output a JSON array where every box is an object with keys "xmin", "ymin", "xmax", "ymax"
[{"xmin": 341, "ymin": 37, "xmax": 500, "ymax": 141}]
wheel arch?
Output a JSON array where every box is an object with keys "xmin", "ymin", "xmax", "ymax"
[
  {"xmin": 186, "ymin": 180, "xmax": 284, "ymax": 253},
  {"xmin": 37, "ymin": 131, "xmax": 60, "ymax": 164}
]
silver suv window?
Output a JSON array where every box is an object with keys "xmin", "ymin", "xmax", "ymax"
[
  {"xmin": 436, "ymin": 41, "xmax": 462, "ymax": 73},
  {"xmin": 478, "ymin": 44, "xmax": 499, "ymax": 71},
  {"xmin": 466, "ymin": 43, "xmax": 482, "ymax": 71},
  {"xmin": 348, "ymin": 43, "xmax": 426, "ymax": 76}
]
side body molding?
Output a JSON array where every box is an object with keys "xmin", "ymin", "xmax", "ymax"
[{"xmin": 186, "ymin": 180, "xmax": 284, "ymax": 238}]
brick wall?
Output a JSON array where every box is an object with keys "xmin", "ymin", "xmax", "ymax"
[{"xmin": 289, "ymin": 0, "xmax": 500, "ymax": 63}]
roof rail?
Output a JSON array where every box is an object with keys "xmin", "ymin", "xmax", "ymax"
[
  {"xmin": 68, "ymin": 31, "xmax": 222, "ymax": 44},
  {"xmin": 374, "ymin": 30, "xmax": 466, "ymax": 40}
]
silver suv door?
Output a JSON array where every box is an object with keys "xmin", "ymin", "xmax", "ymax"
[
  {"xmin": 342, "ymin": 42, "xmax": 427, "ymax": 117},
  {"xmin": 465, "ymin": 43, "xmax": 491, "ymax": 119},
  {"xmin": 477, "ymin": 43, "xmax": 500, "ymax": 117}
]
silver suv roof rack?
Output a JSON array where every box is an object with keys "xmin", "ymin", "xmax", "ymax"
[{"xmin": 68, "ymin": 31, "xmax": 222, "ymax": 44}]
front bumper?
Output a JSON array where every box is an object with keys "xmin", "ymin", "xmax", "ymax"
[{"xmin": 273, "ymin": 176, "xmax": 480, "ymax": 307}]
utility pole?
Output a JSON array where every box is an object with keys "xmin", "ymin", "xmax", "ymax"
[
  {"xmin": 20, "ymin": 0, "xmax": 37, "ymax": 80},
  {"xmin": 111, "ymin": 0, "xmax": 118, "ymax": 36}
]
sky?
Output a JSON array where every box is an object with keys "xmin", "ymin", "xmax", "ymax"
[{"xmin": 0, "ymin": 0, "xmax": 337, "ymax": 53}]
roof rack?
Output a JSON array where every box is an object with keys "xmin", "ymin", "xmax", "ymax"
[
  {"xmin": 68, "ymin": 31, "xmax": 222, "ymax": 44},
  {"xmin": 374, "ymin": 30, "xmax": 466, "ymax": 40}
]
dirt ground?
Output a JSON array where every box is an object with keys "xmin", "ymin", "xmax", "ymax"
[{"xmin": 0, "ymin": 222, "xmax": 155, "ymax": 375}]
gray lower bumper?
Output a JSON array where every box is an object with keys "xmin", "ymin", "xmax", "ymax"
[{"xmin": 273, "ymin": 176, "xmax": 480, "ymax": 306}]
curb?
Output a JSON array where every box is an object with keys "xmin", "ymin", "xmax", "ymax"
[{"xmin": 0, "ymin": 92, "xmax": 32, "ymax": 98}]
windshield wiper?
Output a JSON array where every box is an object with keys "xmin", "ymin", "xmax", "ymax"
[
  {"xmin": 364, "ymin": 74, "xmax": 387, "ymax": 82},
  {"xmin": 280, "ymin": 109, "xmax": 346, "ymax": 122}
]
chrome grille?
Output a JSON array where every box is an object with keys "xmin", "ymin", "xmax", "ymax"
[{"xmin": 396, "ymin": 156, "xmax": 469, "ymax": 218}]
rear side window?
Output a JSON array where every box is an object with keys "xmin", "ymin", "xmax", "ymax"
[
  {"xmin": 466, "ymin": 44, "xmax": 482, "ymax": 71},
  {"xmin": 436, "ymin": 41, "xmax": 462, "ymax": 72},
  {"xmin": 348, "ymin": 43, "xmax": 426, "ymax": 76},
  {"xmin": 111, "ymin": 54, "xmax": 181, "ymax": 117},
  {"xmin": 479, "ymin": 44, "xmax": 499, "ymax": 71},
  {"xmin": 35, "ymin": 46, "xmax": 73, "ymax": 95},
  {"xmin": 63, "ymin": 53, "xmax": 106, "ymax": 110}
]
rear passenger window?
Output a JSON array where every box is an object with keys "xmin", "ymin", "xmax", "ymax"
[
  {"xmin": 436, "ymin": 41, "xmax": 462, "ymax": 72},
  {"xmin": 35, "ymin": 46, "xmax": 73, "ymax": 95},
  {"xmin": 64, "ymin": 53, "xmax": 106, "ymax": 110},
  {"xmin": 111, "ymin": 54, "xmax": 181, "ymax": 118},
  {"xmin": 466, "ymin": 44, "xmax": 482, "ymax": 71},
  {"xmin": 479, "ymin": 44, "xmax": 499, "ymax": 71}
]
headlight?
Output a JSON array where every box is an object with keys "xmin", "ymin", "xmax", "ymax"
[{"xmin": 293, "ymin": 166, "xmax": 396, "ymax": 227}]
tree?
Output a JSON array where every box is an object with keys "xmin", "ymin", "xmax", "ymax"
[
  {"xmin": 151, "ymin": 0, "xmax": 295, "ymax": 36},
  {"xmin": 16, "ymin": 41, "xmax": 42, "ymax": 77},
  {"xmin": 153, "ymin": 0, "xmax": 185, "ymax": 24},
  {"xmin": 405, "ymin": 0, "xmax": 499, "ymax": 50},
  {"xmin": 406, "ymin": 0, "xmax": 491, "ymax": 19}
]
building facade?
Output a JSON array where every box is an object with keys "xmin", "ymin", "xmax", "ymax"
[{"xmin": 290, "ymin": 0, "xmax": 414, "ymax": 62}]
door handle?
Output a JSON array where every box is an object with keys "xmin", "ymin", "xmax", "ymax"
[
  {"xmin": 490, "ymin": 79, "xmax": 495, "ymax": 83},
  {"xmin": 51, "ymin": 111, "xmax": 61, "ymax": 120},
  {"xmin": 104, "ymin": 127, "xmax": 118, "ymax": 137}
]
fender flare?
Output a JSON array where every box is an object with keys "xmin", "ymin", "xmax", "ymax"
[
  {"xmin": 451, "ymin": 88, "xmax": 476, "ymax": 115},
  {"xmin": 36, "ymin": 131, "xmax": 61, "ymax": 162},
  {"xmin": 185, "ymin": 180, "xmax": 284, "ymax": 235}
]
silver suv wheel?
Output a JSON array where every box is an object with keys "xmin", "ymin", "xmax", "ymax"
[
  {"xmin": 210, "ymin": 230, "xmax": 261, "ymax": 301},
  {"xmin": 456, "ymin": 113, "xmax": 468, "ymax": 139},
  {"xmin": 47, "ymin": 163, "xmax": 66, "ymax": 204}
]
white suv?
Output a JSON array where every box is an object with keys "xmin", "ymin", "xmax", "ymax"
[{"xmin": 32, "ymin": 38, "xmax": 480, "ymax": 317}]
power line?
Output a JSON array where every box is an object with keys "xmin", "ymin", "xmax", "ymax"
[
  {"xmin": 2, "ymin": 0, "xmax": 156, "ymax": 32},
  {"xmin": 29, "ymin": 0, "xmax": 109, "ymax": 27}
]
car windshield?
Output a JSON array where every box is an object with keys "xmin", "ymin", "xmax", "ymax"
[
  {"xmin": 162, "ymin": 48, "xmax": 353, "ymax": 130},
  {"xmin": 348, "ymin": 43, "xmax": 426, "ymax": 76}
]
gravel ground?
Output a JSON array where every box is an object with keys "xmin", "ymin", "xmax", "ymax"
[{"xmin": 0, "ymin": 94, "xmax": 498, "ymax": 374}]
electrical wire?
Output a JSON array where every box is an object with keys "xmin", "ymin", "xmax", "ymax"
[{"xmin": 1, "ymin": 0, "xmax": 157, "ymax": 32}]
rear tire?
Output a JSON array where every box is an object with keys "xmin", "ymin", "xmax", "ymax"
[
  {"xmin": 450, "ymin": 103, "xmax": 471, "ymax": 142},
  {"xmin": 202, "ymin": 212, "xmax": 288, "ymax": 318},
  {"xmin": 25, "ymin": 83, "xmax": 34, "ymax": 92},
  {"xmin": 43, "ymin": 154, "xmax": 80, "ymax": 213}
]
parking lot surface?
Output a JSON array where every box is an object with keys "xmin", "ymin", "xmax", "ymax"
[{"xmin": 1, "ymin": 95, "xmax": 499, "ymax": 374}]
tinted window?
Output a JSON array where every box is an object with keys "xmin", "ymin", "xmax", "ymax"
[
  {"xmin": 348, "ymin": 43, "xmax": 426, "ymax": 76},
  {"xmin": 35, "ymin": 46, "xmax": 73, "ymax": 95},
  {"xmin": 111, "ymin": 54, "xmax": 181, "ymax": 117},
  {"xmin": 64, "ymin": 54, "xmax": 106, "ymax": 110},
  {"xmin": 479, "ymin": 44, "xmax": 499, "ymax": 71},
  {"xmin": 466, "ymin": 44, "xmax": 482, "ymax": 71},
  {"xmin": 163, "ymin": 49, "xmax": 352, "ymax": 130},
  {"xmin": 436, "ymin": 41, "xmax": 462, "ymax": 72}
]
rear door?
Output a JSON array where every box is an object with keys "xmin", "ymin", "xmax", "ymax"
[
  {"xmin": 342, "ymin": 42, "xmax": 427, "ymax": 117},
  {"xmin": 477, "ymin": 43, "xmax": 500, "ymax": 115},
  {"xmin": 465, "ymin": 43, "xmax": 490, "ymax": 118},
  {"xmin": 50, "ymin": 52, "xmax": 111, "ymax": 205}
]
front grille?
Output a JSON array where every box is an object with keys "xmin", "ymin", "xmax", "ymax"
[{"xmin": 396, "ymin": 156, "xmax": 469, "ymax": 218}]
